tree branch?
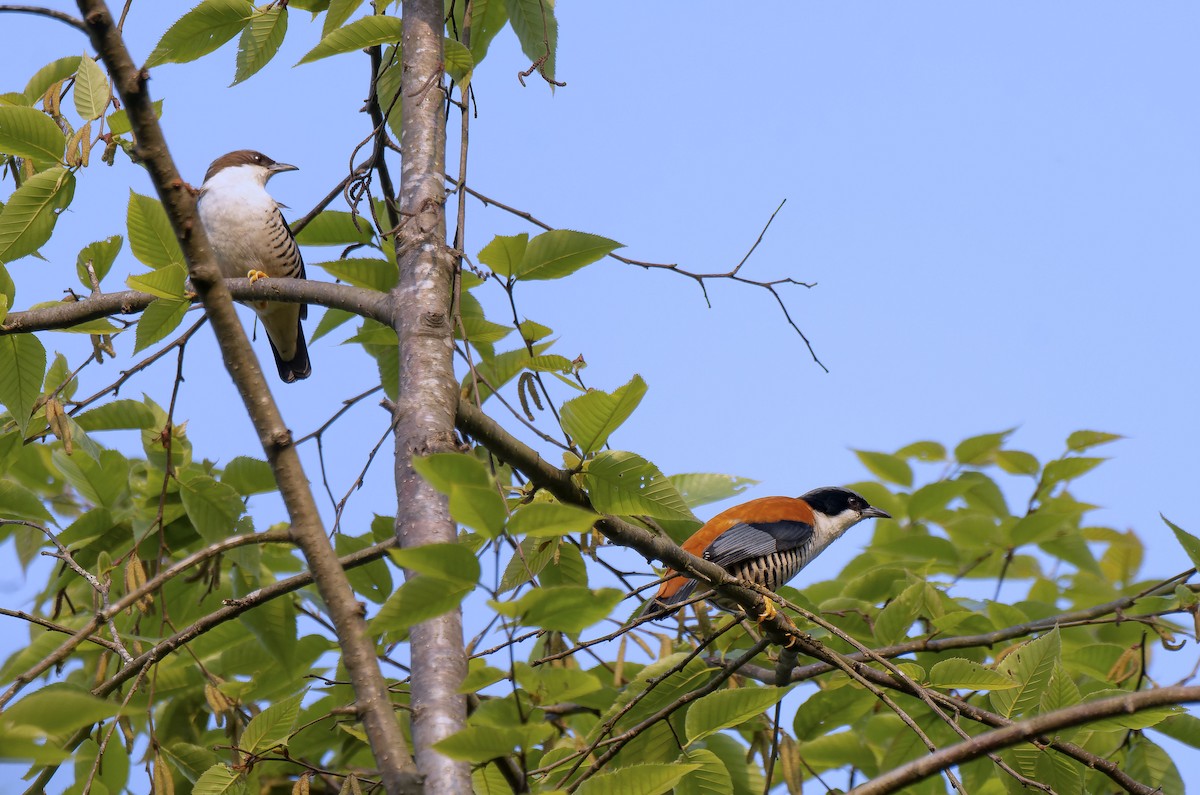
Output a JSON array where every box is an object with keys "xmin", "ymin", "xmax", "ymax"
[
  {"xmin": 0, "ymin": 4, "xmax": 87, "ymax": 32},
  {"xmin": 73, "ymin": 2, "xmax": 419, "ymax": 791}
]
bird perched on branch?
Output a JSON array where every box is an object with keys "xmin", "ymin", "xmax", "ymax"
[
  {"xmin": 639, "ymin": 486, "xmax": 890, "ymax": 619},
  {"xmin": 197, "ymin": 149, "xmax": 310, "ymax": 383}
]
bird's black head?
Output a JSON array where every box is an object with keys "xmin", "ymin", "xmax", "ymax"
[{"xmin": 800, "ymin": 486, "xmax": 891, "ymax": 520}]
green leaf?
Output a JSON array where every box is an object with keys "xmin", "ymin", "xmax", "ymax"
[
  {"xmin": 23, "ymin": 56, "xmax": 82, "ymax": 105},
  {"xmin": 390, "ymin": 543, "xmax": 480, "ymax": 588},
  {"xmin": 178, "ymin": 471, "xmax": 244, "ymax": 543},
  {"xmin": 127, "ymin": 191, "xmax": 184, "ymax": 269},
  {"xmin": 1162, "ymin": 515, "xmax": 1200, "ymax": 572},
  {"xmin": 1066, "ymin": 429, "xmax": 1123, "ymax": 452},
  {"xmin": 895, "ymin": 440, "xmax": 946, "ymax": 461},
  {"xmin": 296, "ymin": 15, "xmax": 403, "ymax": 65},
  {"xmin": 316, "ymin": 258, "xmax": 397, "ymax": 291},
  {"xmin": 192, "ymin": 763, "xmax": 246, "ymax": 795},
  {"xmin": 855, "ymin": 450, "xmax": 913, "ymax": 487},
  {"xmin": 0, "ymin": 333, "xmax": 46, "ymax": 437},
  {"xmin": 434, "ymin": 723, "xmax": 555, "ymax": 764},
  {"xmin": 370, "ymin": 575, "xmax": 473, "ymax": 635},
  {"xmin": 73, "ymin": 55, "xmax": 110, "ymax": 120},
  {"xmin": 928, "ymin": 658, "xmax": 1017, "ymax": 691},
  {"xmin": 576, "ymin": 764, "xmax": 700, "ymax": 795},
  {"xmin": 0, "ymin": 685, "xmax": 120, "ymax": 735},
  {"xmin": 411, "ymin": 452, "xmax": 492, "ymax": 491},
  {"xmin": 584, "ymin": 451, "xmax": 695, "ymax": 521},
  {"xmin": 465, "ymin": 0, "xmax": 508, "ymax": 67},
  {"xmin": 1009, "ymin": 512, "xmax": 1069, "ymax": 547},
  {"xmin": 675, "ymin": 748, "xmax": 734, "ymax": 795},
  {"xmin": 240, "ymin": 692, "xmax": 302, "ymax": 754},
  {"xmin": 954, "ymin": 429, "xmax": 1013, "ymax": 465},
  {"xmin": 1083, "ymin": 690, "xmax": 1180, "ymax": 731},
  {"xmin": 51, "ymin": 449, "xmax": 129, "ymax": 509},
  {"xmin": 443, "ymin": 37, "xmax": 474, "ymax": 86},
  {"xmin": 293, "ymin": 210, "xmax": 373, "ymax": 246},
  {"xmin": 0, "ymin": 479, "xmax": 53, "ymax": 522},
  {"xmin": 560, "ymin": 375, "xmax": 646, "ymax": 455},
  {"xmin": 507, "ymin": 502, "xmax": 597, "ymax": 538},
  {"xmin": 505, "ymin": 0, "xmax": 558, "ymax": 84},
  {"xmin": 221, "ymin": 456, "xmax": 276, "ymax": 496},
  {"xmin": 907, "ymin": 479, "xmax": 969, "ymax": 520},
  {"xmin": 995, "ymin": 450, "xmax": 1040, "ymax": 476},
  {"xmin": 0, "ymin": 264, "xmax": 13, "ymax": 309},
  {"xmin": 670, "ymin": 473, "xmax": 757, "ymax": 509},
  {"xmin": 134, "ymin": 299, "xmax": 191, "ymax": 353},
  {"xmin": 0, "ymin": 106, "xmax": 65, "ymax": 166},
  {"xmin": 490, "ymin": 586, "xmax": 623, "ymax": 633},
  {"xmin": 478, "ymin": 233, "xmax": 527, "ymax": 278},
  {"xmin": 146, "ymin": 0, "xmax": 253, "ymax": 69},
  {"xmin": 1041, "ymin": 457, "xmax": 1105, "ymax": 488},
  {"xmin": 75, "ymin": 235, "xmax": 123, "ymax": 288},
  {"xmin": 309, "ymin": 307, "xmax": 353, "ymax": 343},
  {"xmin": 322, "ymin": 0, "xmax": 366, "ymax": 37},
  {"xmin": 989, "ymin": 628, "xmax": 1060, "ymax": 719},
  {"xmin": 74, "ymin": 399, "xmax": 157, "ymax": 432},
  {"xmin": 873, "ymin": 580, "xmax": 923, "ymax": 645},
  {"xmin": 107, "ymin": 100, "xmax": 163, "ymax": 137},
  {"xmin": 232, "ymin": 6, "xmax": 287, "ymax": 84},
  {"xmin": 0, "ymin": 167, "xmax": 74, "ymax": 264},
  {"xmin": 1153, "ymin": 712, "xmax": 1200, "ymax": 749},
  {"xmin": 126, "ymin": 263, "xmax": 187, "ymax": 299},
  {"xmin": 685, "ymin": 685, "xmax": 793, "ymax": 744},
  {"xmin": 513, "ymin": 229, "xmax": 621, "ymax": 281}
]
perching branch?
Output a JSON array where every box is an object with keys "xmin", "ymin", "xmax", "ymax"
[{"xmin": 73, "ymin": 2, "xmax": 419, "ymax": 791}]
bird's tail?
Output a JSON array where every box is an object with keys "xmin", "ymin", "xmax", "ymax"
[
  {"xmin": 269, "ymin": 317, "xmax": 311, "ymax": 383},
  {"xmin": 635, "ymin": 576, "xmax": 697, "ymax": 620}
]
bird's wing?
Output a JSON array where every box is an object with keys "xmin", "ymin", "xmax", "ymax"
[
  {"xmin": 702, "ymin": 519, "xmax": 814, "ymax": 569},
  {"xmin": 272, "ymin": 206, "xmax": 307, "ymax": 318}
]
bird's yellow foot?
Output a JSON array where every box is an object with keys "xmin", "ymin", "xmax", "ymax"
[
  {"xmin": 757, "ymin": 599, "xmax": 778, "ymax": 622},
  {"xmin": 247, "ymin": 269, "xmax": 269, "ymax": 282}
]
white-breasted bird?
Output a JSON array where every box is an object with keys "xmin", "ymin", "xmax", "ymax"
[{"xmin": 197, "ymin": 149, "xmax": 310, "ymax": 383}]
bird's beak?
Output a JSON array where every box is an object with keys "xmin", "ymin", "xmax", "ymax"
[
  {"xmin": 268, "ymin": 162, "xmax": 298, "ymax": 174},
  {"xmin": 862, "ymin": 506, "xmax": 891, "ymax": 520}
]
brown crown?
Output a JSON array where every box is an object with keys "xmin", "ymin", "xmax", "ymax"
[{"xmin": 203, "ymin": 150, "xmax": 279, "ymax": 182}]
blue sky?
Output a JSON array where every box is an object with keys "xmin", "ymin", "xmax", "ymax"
[{"xmin": 2, "ymin": 1, "xmax": 1199, "ymax": 790}]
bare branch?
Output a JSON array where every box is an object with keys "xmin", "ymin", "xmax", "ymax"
[{"xmin": 0, "ymin": 4, "xmax": 87, "ymax": 32}]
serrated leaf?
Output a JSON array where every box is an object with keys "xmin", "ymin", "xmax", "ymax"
[
  {"xmin": 240, "ymin": 692, "xmax": 302, "ymax": 754},
  {"xmin": 443, "ymin": 37, "xmax": 474, "ymax": 86},
  {"xmin": 576, "ymin": 764, "xmax": 699, "ymax": 795},
  {"xmin": 146, "ymin": 0, "xmax": 254, "ymax": 69},
  {"xmin": 75, "ymin": 235, "xmax": 123, "ymax": 288},
  {"xmin": 127, "ymin": 263, "xmax": 187, "ymax": 299},
  {"xmin": 560, "ymin": 375, "xmax": 646, "ymax": 455},
  {"xmin": 134, "ymin": 299, "xmax": 191, "ymax": 352},
  {"xmin": 322, "ymin": 0, "xmax": 366, "ymax": 37},
  {"xmin": 0, "ymin": 106, "xmax": 65, "ymax": 166},
  {"xmin": 669, "ymin": 473, "xmax": 757, "ymax": 509},
  {"xmin": 107, "ymin": 99, "xmax": 163, "ymax": 137},
  {"xmin": 192, "ymin": 763, "xmax": 246, "ymax": 795},
  {"xmin": 0, "ymin": 686, "xmax": 119, "ymax": 734},
  {"xmin": 1160, "ymin": 515, "xmax": 1200, "ymax": 571},
  {"xmin": 233, "ymin": 6, "xmax": 287, "ymax": 85},
  {"xmin": 928, "ymin": 658, "xmax": 1017, "ymax": 691},
  {"xmin": 513, "ymin": 229, "xmax": 621, "ymax": 281},
  {"xmin": 478, "ymin": 232, "xmax": 527, "ymax": 278},
  {"xmin": 0, "ymin": 167, "xmax": 74, "ymax": 264},
  {"xmin": 1154, "ymin": 712, "xmax": 1200, "ymax": 749},
  {"xmin": 584, "ymin": 450, "xmax": 694, "ymax": 521},
  {"xmin": 178, "ymin": 471, "xmax": 244, "ymax": 543},
  {"xmin": 296, "ymin": 15, "xmax": 403, "ymax": 65},
  {"xmin": 0, "ymin": 479, "xmax": 53, "ymax": 522},
  {"xmin": 505, "ymin": 0, "xmax": 558, "ymax": 84},
  {"xmin": 685, "ymin": 685, "xmax": 793, "ymax": 744},
  {"xmin": 675, "ymin": 748, "xmax": 733, "ymax": 795},
  {"xmin": 1083, "ymin": 691, "xmax": 1180, "ymax": 731},
  {"xmin": 23, "ymin": 56, "xmax": 82, "ymax": 105},
  {"xmin": 873, "ymin": 580, "xmax": 923, "ymax": 645},
  {"xmin": 390, "ymin": 543, "xmax": 480, "ymax": 587},
  {"xmin": 507, "ymin": 502, "xmax": 597, "ymax": 538},
  {"xmin": 989, "ymin": 628, "xmax": 1060, "ymax": 719},
  {"xmin": 0, "ymin": 332, "xmax": 46, "ymax": 437},
  {"xmin": 73, "ymin": 55, "xmax": 110, "ymax": 120},
  {"xmin": 127, "ymin": 191, "xmax": 184, "ymax": 268},
  {"xmin": 464, "ymin": 0, "xmax": 507, "ymax": 67},
  {"xmin": 311, "ymin": 306, "xmax": 354, "ymax": 343},
  {"xmin": 293, "ymin": 210, "xmax": 373, "ymax": 246},
  {"xmin": 433, "ymin": 723, "xmax": 555, "ymax": 763},
  {"xmin": 370, "ymin": 575, "xmax": 472, "ymax": 635},
  {"xmin": 74, "ymin": 399, "xmax": 157, "ymax": 432},
  {"xmin": 51, "ymin": 448, "xmax": 129, "ymax": 508},
  {"xmin": 490, "ymin": 586, "xmax": 623, "ymax": 633},
  {"xmin": 317, "ymin": 258, "xmax": 396, "ymax": 291},
  {"xmin": 855, "ymin": 450, "xmax": 913, "ymax": 487}
]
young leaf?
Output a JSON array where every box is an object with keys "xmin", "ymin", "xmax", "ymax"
[
  {"xmin": 954, "ymin": 429, "xmax": 1013, "ymax": 465},
  {"xmin": 559, "ymin": 374, "xmax": 647, "ymax": 455},
  {"xmin": 443, "ymin": 37, "xmax": 474, "ymax": 86},
  {"xmin": 927, "ymin": 658, "xmax": 1017, "ymax": 691},
  {"xmin": 177, "ymin": 470, "xmax": 244, "ymax": 542},
  {"xmin": 1066, "ymin": 429, "xmax": 1123, "ymax": 452},
  {"xmin": 0, "ymin": 332, "xmax": 46, "ymax": 437},
  {"xmin": 0, "ymin": 686, "xmax": 120, "ymax": 735},
  {"xmin": 685, "ymin": 686, "xmax": 793, "ymax": 744},
  {"xmin": 293, "ymin": 210, "xmax": 373, "ymax": 246},
  {"xmin": 127, "ymin": 191, "xmax": 185, "ymax": 268},
  {"xmin": 316, "ymin": 258, "xmax": 397, "ymax": 291},
  {"xmin": 107, "ymin": 100, "xmax": 163, "ymax": 137},
  {"xmin": 669, "ymin": 473, "xmax": 757, "ymax": 509},
  {"xmin": 74, "ymin": 399, "xmax": 157, "ymax": 432},
  {"xmin": 233, "ymin": 6, "xmax": 288, "ymax": 85},
  {"xmin": 73, "ymin": 55, "xmax": 110, "ymax": 120},
  {"xmin": 854, "ymin": 450, "xmax": 913, "ymax": 487},
  {"xmin": 75, "ymin": 235, "xmax": 123, "ymax": 288},
  {"xmin": 311, "ymin": 306, "xmax": 355, "ymax": 343},
  {"xmin": 1162, "ymin": 515, "xmax": 1200, "ymax": 572},
  {"xmin": 0, "ymin": 106, "xmax": 66, "ymax": 166},
  {"xmin": 513, "ymin": 229, "xmax": 621, "ymax": 281},
  {"xmin": 584, "ymin": 451, "xmax": 695, "ymax": 521},
  {"xmin": 576, "ymin": 764, "xmax": 700, "ymax": 795},
  {"xmin": 296, "ymin": 15, "xmax": 403, "ymax": 65},
  {"xmin": 478, "ymin": 233, "xmax": 528, "ymax": 278},
  {"xmin": 126, "ymin": 263, "xmax": 187, "ymax": 299},
  {"xmin": 145, "ymin": 0, "xmax": 254, "ymax": 69},
  {"xmin": 507, "ymin": 502, "xmax": 598, "ymax": 538},
  {"xmin": 466, "ymin": 0, "xmax": 508, "ymax": 66},
  {"xmin": 322, "ymin": 0, "xmax": 367, "ymax": 37},
  {"xmin": 221, "ymin": 456, "xmax": 276, "ymax": 496},
  {"xmin": 192, "ymin": 764, "xmax": 246, "ymax": 795},
  {"xmin": 989, "ymin": 628, "xmax": 1061, "ymax": 719},
  {"xmin": 371, "ymin": 575, "xmax": 473, "ymax": 635},
  {"xmin": 22, "ymin": 56, "xmax": 82, "ymax": 104},
  {"xmin": 434, "ymin": 724, "xmax": 555, "ymax": 764},
  {"xmin": 240, "ymin": 691, "xmax": 303, "ymax": 755},
  {"xmin": 490, "ymin": 586, "xmax": 623, "ymax": 634},
  {"xmin": 390, "ymin": 543, "xmax": 481, "ymax": 587},
  {"xmin": 134, "ymin": 299, "xmax": 191, "ymax": 352},
  {"xmin": 0, "ymin": 167, "xmax": 75, "ymax": 264}
]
